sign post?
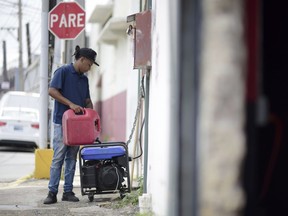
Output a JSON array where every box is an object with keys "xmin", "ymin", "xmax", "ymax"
[{"xmin": 48, "ymin": 2, "xmax": 86, "ymax": 40}]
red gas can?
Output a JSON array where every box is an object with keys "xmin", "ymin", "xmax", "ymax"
[{"xmin": 62, "ymin": 108, "xmax": 101, "ymax": 146}]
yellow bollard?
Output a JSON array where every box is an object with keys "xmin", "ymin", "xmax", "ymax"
[{"xmin": 34, "ymin": 149, "xmax": 53, "ymax": 179}]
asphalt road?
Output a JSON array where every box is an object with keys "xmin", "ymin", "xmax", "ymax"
[{"xmin": 0, "ymin": 146, "xmax": 35, "ymax": 182}]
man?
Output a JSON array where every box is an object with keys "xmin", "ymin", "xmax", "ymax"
[{"xmin": 43, "ymin": 45, "xmax": 99, "ymax": 204}]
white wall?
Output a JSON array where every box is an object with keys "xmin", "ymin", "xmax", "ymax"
[
  {"xmin": 114, "ymin": 0, "xmax": 130, "ymax": 17},
  {"xmin": 87, "ymin": 0, "xmax": 139, "ymax": 129},
  {"xmin": 100, "ymin": 38, "xmax": 130, "ymax": 100},
  {"xmin": 87, "ymin": 1, "xmax": 179, "ymax": 215},
  {"xmin": 147, "ymin": 0, "xmax": 179, "ymax": 215},
  {"xmin": 87, "ymin": 1, "xmax": 134, "ymax": 102}
]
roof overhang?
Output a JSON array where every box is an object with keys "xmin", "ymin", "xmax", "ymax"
[
  {"xmin": 88, "ymin": 4, "xmax": 113, "ymax": 24},
  {"xmin": 97, "ymin": 17, "xmax": 128, "ymax": 44}
]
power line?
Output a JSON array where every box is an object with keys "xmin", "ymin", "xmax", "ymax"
[
  {"xmin": 0, "ymin": 0, "xmax": 17, "ymax": 4},
  {"xmin": 0, "ymin": 1, "xmax": 17, "ymax": 7},
  {"xmin": 0, "ymin": 0, "xmax": 40, "ymax": 11},
  {"xmin": 0, "ymin": 0, "xmax": 41, "ymax": 72}
]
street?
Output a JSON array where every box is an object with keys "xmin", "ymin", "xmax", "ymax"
[
  {"xmin": 0, "ymin": 146, "xmax": 139, "ymax": 215},
  {"xmin": 0, "ymin": 147, "xmax": 35, "ymax": 182}
]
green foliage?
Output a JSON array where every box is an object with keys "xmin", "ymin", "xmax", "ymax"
[
  {"xmin": 111, "ymin": 176, "xmax": 144, "ymax": 209},
  {"xmin": 135, "ymin": 212, "xmax": 154, "ymax": 216},
  {"xmin": 137, "ymin": 176, "xmax": 143, "ymax": 196}
]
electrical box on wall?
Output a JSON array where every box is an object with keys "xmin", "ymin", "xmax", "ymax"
[{"xmin": 127, "ymin": 10, "xmax": 151, "ymax": 70}]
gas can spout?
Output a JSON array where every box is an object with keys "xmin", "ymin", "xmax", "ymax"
[{"xmin": 95, "ymin": 137, "xmax": 101, "ymax": 144}]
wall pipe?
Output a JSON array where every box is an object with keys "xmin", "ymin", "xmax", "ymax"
[{"xmin": 143, "ymin": 69, "xmax": 150, "ymax": 193}]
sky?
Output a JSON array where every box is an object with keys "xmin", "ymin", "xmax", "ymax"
[
  {"xmin": 0, "ymin": 0, "xmax": 41, "ymax": 71},
  {"xmin": 0, "ymin": 0, "xmax": 104, "ymax": 74}
]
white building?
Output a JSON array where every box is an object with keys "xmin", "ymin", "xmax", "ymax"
[
  {"xmin": 86, "ymin": 1, "xmax": 193, "ymax": 215},
  {"xmin": 48, "ymin": 0, "xmax": 286, "ymax": 215},
  {"xmin": 86, "ymin": 0, "xmax": 247, "ymax": 215}
]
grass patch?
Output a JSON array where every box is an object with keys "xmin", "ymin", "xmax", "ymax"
[
  {"xmin": 110, "ymin": 176, "xmax": 143, "ymax": 209},
  {"xmin": 135, "ymin": 212, "xmax": 154, "ymax": 216}
]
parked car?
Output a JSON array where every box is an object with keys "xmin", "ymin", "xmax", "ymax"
[{"xmin": 0, "ymin": 91, "xmax": 40, "ymax": 148}]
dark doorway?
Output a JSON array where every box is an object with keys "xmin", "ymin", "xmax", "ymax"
[{"xmin": 244, "ymin": 0, "xmax": 288, "ymax": 215}]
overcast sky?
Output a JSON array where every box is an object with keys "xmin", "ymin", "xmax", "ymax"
[
  {"xmin": 0, "ymin": 0, "xmax": 41, "ymax": 71},
  {"xmin": 0, "ymin": 0, "xmax": 105, "ymax": 73}
]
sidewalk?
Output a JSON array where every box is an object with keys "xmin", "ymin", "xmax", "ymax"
[{"xmin": 0, "ymin": 167, "xmax": 138, "ymax": 215}]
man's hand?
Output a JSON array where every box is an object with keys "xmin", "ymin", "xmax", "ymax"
[{"xmin": 70, "ymin": 104, "xmax": 84, "ymax": 114}]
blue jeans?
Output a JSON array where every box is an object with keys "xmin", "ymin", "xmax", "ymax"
[{"xmin": 48, "ymin": 124, "xmax": 79, "ymax": 194}]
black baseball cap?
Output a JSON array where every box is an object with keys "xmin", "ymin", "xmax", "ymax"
[{"xmin": 77, "ymin": 47, "xmax": 99, "ymax": 66}]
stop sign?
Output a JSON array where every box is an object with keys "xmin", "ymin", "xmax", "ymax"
[{"xmin": 48, "ymin": 2, "xmax": 85, "ymax": 40}]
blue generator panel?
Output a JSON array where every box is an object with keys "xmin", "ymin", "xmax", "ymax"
[{"xmin": 81, "ymin": 146, "xmax": 126, "ymax": 160}]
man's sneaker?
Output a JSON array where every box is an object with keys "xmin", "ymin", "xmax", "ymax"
[
  {"xmin": 43, "ymin": 191, "xmax": 57, "ymax": 204},
  {"xmin": 62, "ymin": 192, "xmax": 79, "ymax": 202}
]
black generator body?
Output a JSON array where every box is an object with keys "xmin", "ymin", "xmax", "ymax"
[{"xmin": 79, "ymin": 142, "xmax": 131, "ymax": 201}]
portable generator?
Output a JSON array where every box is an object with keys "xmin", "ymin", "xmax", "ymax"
[
  {"xmin": 62, "ymin": 109, "xmax": 131, "ymax": 201},
  {"xmin": 79, "ymin": 142, "xmax": 131, "ymax": 201}
]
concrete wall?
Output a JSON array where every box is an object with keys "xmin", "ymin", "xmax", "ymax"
[
  {"xmin": 145, "ymin": 0, "xmax": 246, "ymax": 215},
  {"xmin": 87, "ymin": 0, "xmax": 136, "ymax": 142},
  {"xmin": 198, "ymin": 0, "xmax": 246, "ymax": 215},
  {"xmin": 146, "ymin": 0, "xmax": 178, "ymax": 215},
  {"xmin": 87, "ymin": 1, "xmax": 180, "ymax": 214},
  {"xmin": 87, "ymin": 1, "xmax": 247, "ymax": 215}
]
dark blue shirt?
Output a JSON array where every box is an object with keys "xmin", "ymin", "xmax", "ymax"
[{"xmin": 50, "ymin": 63, "xmax": 91, "ymax": 124}]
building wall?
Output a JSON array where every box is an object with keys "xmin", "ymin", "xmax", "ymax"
[
  {"xmin": 100, "ymin": 90, "xmax": 127, "ymax": 141},
  {"xmin": 146, "ymin": 0, "xmax": 247, "ymax": 215},
  {"xmin": 198, "ymin": 0, "xmax": 246, "ymax": 215},
  {"xmin": 81, "ymin": 1, "xmax": 247, "ymax": 215},
  {"xmin": 87, "ymin": 1, "xmax": 180, "ymax": 215},
  {"xmin": 87, "ymin": 0, "xmax": 136, "ymax": 143},
  {"xmin": 146, "ymin": 0, "xmax": 178, "ymax": 215}
]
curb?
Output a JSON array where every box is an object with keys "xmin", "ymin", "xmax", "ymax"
[{"xmin": 7, "ymin": 173, "xmax": 34, "ymax": 188}]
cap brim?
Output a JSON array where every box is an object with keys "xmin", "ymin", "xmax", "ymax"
[{"xmin": 83, "ymin": 55, "xmax": 99, "ymax": 66}]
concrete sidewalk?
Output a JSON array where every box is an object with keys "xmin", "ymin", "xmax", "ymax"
[{"xmin": 0, "ymin": 170, "xmax": 138, "ymax": 215}]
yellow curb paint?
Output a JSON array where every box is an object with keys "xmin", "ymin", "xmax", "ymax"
[
  {"xmin": 7, "ymin": 173, "xmax": 34, "ymax": 188},
  {"xmin": 34, "ymin": 149, "xmax": 53, "ymax": 179}
]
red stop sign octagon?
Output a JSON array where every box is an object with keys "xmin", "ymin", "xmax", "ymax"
[{"xmin": 48, "ymin": 2, "xmax": 86, "ymax": 40}]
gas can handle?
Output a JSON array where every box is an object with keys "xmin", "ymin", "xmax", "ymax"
[{"xmin": 75, "ymin": 108, "xmax": 86, "ymax": 115}]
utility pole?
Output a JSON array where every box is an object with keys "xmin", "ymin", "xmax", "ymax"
[
  {"xmin": 0, "ymin": 28, "xmax": 17, "ymax": 91},
  {"xmin": 26, "ymin": 23, "xmax": 32, "ymax": 66},
  {"xmin": 2, "ymin": 41, "xmax": 8, "ymax": 82},
  {"xmin": 39, "ymin": 0, "xmax": 49, "ymax": 149},
  {"xmin": 2, "ymin": 41, "xmax": 10, "ymax": 91},
  {"xmin": 17, "ymin": 0, "xmax": 23, "ymax": 91}
]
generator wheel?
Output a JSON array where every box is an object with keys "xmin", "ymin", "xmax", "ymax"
[
  {"xmin": 88, "ymin": 194, "xmax": 94, "ymax": 202},
  {"xmin": 120, "ymin": 193, "xmax": 126, "ymax": 199}
]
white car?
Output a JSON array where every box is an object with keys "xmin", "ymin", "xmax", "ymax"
[
  {"xmin": 0, "ymin": 107, "xmax": 40, "ymax": 148},
  {"xmin": 0, "ymin": 91, "xmax": 40, "ymax": 109},
  {"xmin": 0, "ymin": 91, "xmax": 40, "ymax": 149}
]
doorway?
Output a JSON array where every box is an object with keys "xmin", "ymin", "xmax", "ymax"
[{"xmin": 244, "ymin": 0, "xmax": 288, "ymax": 215}]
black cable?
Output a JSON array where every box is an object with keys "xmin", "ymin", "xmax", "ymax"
[
  {"xmin": 132, "ymin": 75, "xmax": 146, "ymax": 159},
  {"xmin": 133, "ymin": 117, "xmax": 145, "ymax": 160},
  {"xmin": 141, "ymin": 75, "xmax": 145, "ymax": 98}
]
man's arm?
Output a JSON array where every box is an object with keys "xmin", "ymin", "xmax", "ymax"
[
  {"xmin": 85, "ymin": 98, "xmax": 93, "ymax": 109},
  {"xmin": 48, "ymin": 87, "xmax": 84, "ymax": 113}
]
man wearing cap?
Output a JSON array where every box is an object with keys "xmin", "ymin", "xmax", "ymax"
[{"xmin": 43, "ymin": 46, "xmax": 99, "ymax": 204}]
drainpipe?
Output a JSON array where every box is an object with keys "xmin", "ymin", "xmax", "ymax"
[
  {"xmin": 141, "ymin": 0, "xmax": 152, "ymax": 195},
  {"xmin": 143, "ymin": 69, "xmax": 150, "ymax": 193}
]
